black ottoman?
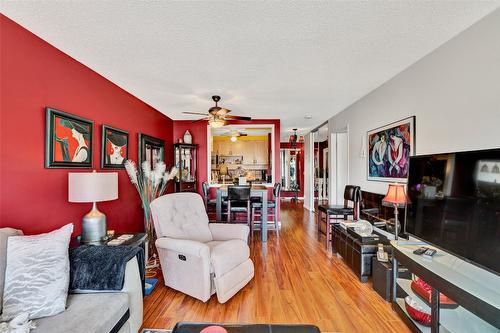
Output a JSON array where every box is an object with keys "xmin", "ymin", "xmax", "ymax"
[{"xmin": 172, "ymin": 322, "xmax": 321, "ymax": 333}]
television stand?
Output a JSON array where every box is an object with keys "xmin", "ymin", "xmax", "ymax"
[{"xmin": 391, "ymin": 240, "xmax": 500, "ymax": 333}]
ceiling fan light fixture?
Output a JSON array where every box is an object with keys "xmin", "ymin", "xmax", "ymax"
[{"xmin": 209, "ymin": 118, "xmax": 226, "ymax": 128}]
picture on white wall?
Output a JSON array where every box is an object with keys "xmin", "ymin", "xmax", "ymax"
[{"xmin": 367, "ymin": 116, "xmax": 415, "ymax": 182}]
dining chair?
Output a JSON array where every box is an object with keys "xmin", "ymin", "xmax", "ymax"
[
  {"xmin": 202, "ymin": 181, "xmax": 227, "ymax": 221},
  {"xmin": 227, "ymin": 185, "xmax": 251, "ymax": 226},
  {"xmin": 251, "ymin": 183, "xmax": 281, "ymax": 230},
  {"xmin": 317, "ymin": 185, "xmax": 361, "ymax": 247},
  {"xmin": 202, "ymin": 181, "xmax": 216, "ymax": 210}
]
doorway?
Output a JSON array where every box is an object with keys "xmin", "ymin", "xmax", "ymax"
[
  {"xmin": 329, "ymin": 128, "xmax": 348, "ymax": 205},
  {"xmin": 313, "ymin": 124, "xmax": 329, "ymax": 208}
]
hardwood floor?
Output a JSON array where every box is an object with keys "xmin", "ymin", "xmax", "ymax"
[{"xmin": 142, "ymin": 201, "xmax": 410, "ymax": 332}]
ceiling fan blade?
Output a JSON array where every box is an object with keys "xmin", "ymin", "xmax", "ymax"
[
  {"xmin": 183, "ymin": 111, "xmax": 209, "ymax": 115},
  {"xmin": 217, "ymin": 108, "xmax": 231, "ymax": 115},
  {"xmin": 192, "ymin": 117, "xmax": 209, "ymax": 123},
  {"xmin": 225, "ymin": 115, "xmax": 252, "ymax": 121}
]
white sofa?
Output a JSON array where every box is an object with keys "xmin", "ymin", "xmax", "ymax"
[
  {"xmin": 0, "ymin": 228, "xmax": 143, "ymax": 333},
  {"xmin": 150, "ymin": 192, "xmax": 254, "ymax": 303}
]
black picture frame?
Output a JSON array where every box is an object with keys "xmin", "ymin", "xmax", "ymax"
[
  {"xmin": 101, "ymin": 125, "xmax": 129, "ymax": 169},
  {"xmin": 138, "ymin": 133, "xmax": 165, "ymax": 169},
  {"xmin": 45, "ymin": 107, "xmax": 93, "ymax": 168}
]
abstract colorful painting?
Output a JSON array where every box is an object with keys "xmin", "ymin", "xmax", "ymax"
[
  {"xmin": 101, "ymin": 125, "xmax": 129, "ymax": 169},
  {"xmin": 45, "ymin": 108, "xmax": 93, "ymax": 168},
  {"xmin": 367, "ymin": 116, "xmax": 415, "ymax": 182}
]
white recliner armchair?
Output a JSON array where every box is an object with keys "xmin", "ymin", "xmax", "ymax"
[{"xmin": 150, "ymin": 192, "xmax": 254, "ymax": 303}]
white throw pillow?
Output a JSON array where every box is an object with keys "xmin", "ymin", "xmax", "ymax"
[{"xmin": 1, "ymin": 224, "xmax": 73, "ymax": 321}]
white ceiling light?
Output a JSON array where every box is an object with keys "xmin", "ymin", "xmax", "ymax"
[{"xmin": 230, "ymin": 136, "xmax": 237, "ymax": 142}]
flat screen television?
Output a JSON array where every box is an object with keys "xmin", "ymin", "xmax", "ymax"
[{"xmin": 405, "ymin": 148, "xmax": 500, "ymax": 275}]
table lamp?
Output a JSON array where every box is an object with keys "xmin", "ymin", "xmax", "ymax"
[
  {"xmin": 382, "ymin": 183, "xmax": 408, "ymax": 240},
  {"xmin": 68, "ymin": 171, "xmax": 118, "ymax": 244}
]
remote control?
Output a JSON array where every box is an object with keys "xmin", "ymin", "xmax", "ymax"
[
  {"xmin": 423, "ymin": 248, "xmax": 437, "ymax": 258},
  {"xmin": 413, "ymin": 247, "xmax": 427, "ymax": 255}
]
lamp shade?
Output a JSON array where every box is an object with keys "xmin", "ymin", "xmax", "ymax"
[
  {"xmin": 382, "ymin": 183, "xmax": 408, "ymax": 207},
  {"xmin": 68, "ymin": 171, "xmax": 118, "ymax": 203}
]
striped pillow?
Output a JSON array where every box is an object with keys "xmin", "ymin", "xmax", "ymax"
[{"xmin": 1, "ymin": 224, "xmax": 73, "ymax": 321}]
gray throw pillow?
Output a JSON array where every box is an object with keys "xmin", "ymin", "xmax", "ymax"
[{"xmin": 1, "ymin": 224, "xmax": 73, "ymax": 321}]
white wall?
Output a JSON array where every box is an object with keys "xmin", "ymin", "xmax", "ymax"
[
  {"xmin": 303, "ymin": 132, "xmax": 315, "ymax": 210},
  {"xmin": 328, "ymin": 8, "xmax": 500, "ymax": 195}
]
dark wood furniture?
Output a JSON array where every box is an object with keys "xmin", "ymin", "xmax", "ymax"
[
  {"xmin": 317, "ymin": 185, "xmax": 361, "ymax": 247},
  {"xmin": 372, "ymin": 255, "xmax": 412, "ymax": 301},
  {"xmin": 391, "ymin": 240, "xmax": 500, "ymax": 333},
  {"xmin": 372, "ymin": 257, "xmax": 393, "ymax": 301},
  {"xmin": 227, "ymin": 185, "xmax": 251, "ymax": 225},
  {"xmin": 331, "ymin": 223, "xmax": 389, "ymax": 282},
  {"xmin": 216, "ymin": 185, "xmax": 270, "ymax": 242},
  {"xmin": 174, "ymin": 143, "xmax": 198, "ymax": 192}
]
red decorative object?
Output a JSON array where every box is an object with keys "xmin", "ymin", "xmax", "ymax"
[
  {"xmin": 200, "ymin": 326, "xmax": 228, "ymax": 333},
  {"xmin": 411, "ymin": 277, "xmax": 457, "ymax": 306},
  {"xmin": 289, "ymin": 128, "xmax": 298, "ymax": 147},
  {"xmin": 404, "ymin": 296, "xmax": 432, "ymax": 326}
]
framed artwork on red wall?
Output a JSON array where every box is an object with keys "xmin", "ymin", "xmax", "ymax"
[
  {"xmin": 45, "ymin": 107, "xmax": 93, "ymax": 168},
  {"xmin": 138, "ymin": 133, "xmax": 165, "ymax": 169},
  {"xmin": 101, "ymin": 125, "xmax": 129, "ymax": 169}
]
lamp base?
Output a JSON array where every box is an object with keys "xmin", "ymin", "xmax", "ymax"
[{"xmin": 82, "ymin": 202, "xmax": 107, "ymax": 244}]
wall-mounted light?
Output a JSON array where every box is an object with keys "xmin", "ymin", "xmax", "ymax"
[
  {"xmin": 230, "ymin": 136, "xmax": 237, "ymax": 142},
  {"xmin": 360, "ymin": 134, "xmax": 366, "ymax": 158}
]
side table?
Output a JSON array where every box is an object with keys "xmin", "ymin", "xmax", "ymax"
[
  {"xmin": 372, "ymin": 256, "xmax": 412, "ymax": 301},
  {"xmin": 372, "ymin": 257, "xmax": 393, "ymax": 301},
  {"xmin": 71, "ymin": 233, "xmax": 147, "ymax": 295}
]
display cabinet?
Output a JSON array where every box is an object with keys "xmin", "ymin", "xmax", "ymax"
[
  {"xmin": 173, "ymin": 143, "xmax": 197, "ymax": 192},
  {"xmin": 391, "ymin": 240, "xmax": 500, "ymax": 333}
]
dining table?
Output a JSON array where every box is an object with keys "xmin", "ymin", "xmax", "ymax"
[{"xmin": 214, "ymin": 184, "xmax": 270, "ymax": 242}]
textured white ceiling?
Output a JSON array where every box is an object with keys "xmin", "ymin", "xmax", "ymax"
[{"xmin": 1, "ymin": 1, "xmax": 499, "ymax": 141}]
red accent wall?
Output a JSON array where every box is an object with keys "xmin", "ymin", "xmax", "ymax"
[
  {"xmin": 0, "ymin": 15, "xmax": 173, "ymax": 235},
  {"xmin": 280, "ymin": 142, "xmax": 305, "ymax": 198}
]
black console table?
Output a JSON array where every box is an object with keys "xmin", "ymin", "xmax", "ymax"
[
  {"xmin": 331, "ymin": 222, "xmax": 391, "ymax": 282},
  {"xmin": 391, "ymin": 240, "xmax": 500, "ymax": 333}
]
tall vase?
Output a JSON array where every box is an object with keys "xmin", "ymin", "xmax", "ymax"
[{"xmin": 143, "ymin": 205, "xmax": 156, "ymax": 265}]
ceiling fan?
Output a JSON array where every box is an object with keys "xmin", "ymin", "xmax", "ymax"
[
  {"xmin": 219, "ymin": 128, "xmax": 248, "ymax": 137},
  {"xmin": 221, "ymin": 128, "xmax": 248, "ymax": 142},
  {"xmin": 182, "ymin": 95, "xmax": 251, "ymax": 127}
]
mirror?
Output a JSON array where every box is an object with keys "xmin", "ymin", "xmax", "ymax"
[{"xmin": 281, "ymin": 149, "xmax": 300, "ymax": 191}]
